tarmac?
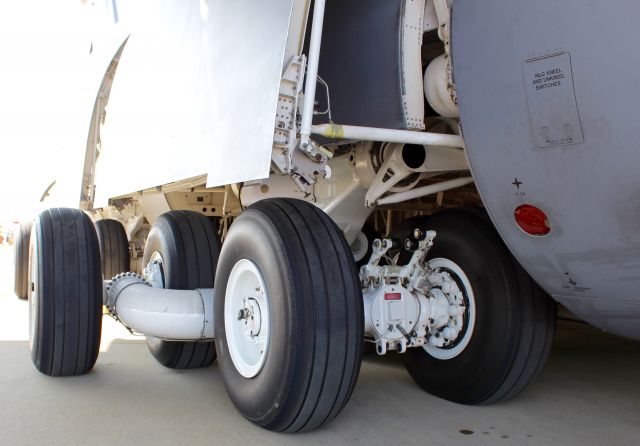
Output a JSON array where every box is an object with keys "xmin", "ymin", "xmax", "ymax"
[{"xmin": 0, "ymin": 244, "xmax": 638, "ymax": 445}]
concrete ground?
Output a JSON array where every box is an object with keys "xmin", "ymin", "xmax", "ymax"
[{"xmin": 0, "ymin": 245, "xmax": 638, "ymax": 445}]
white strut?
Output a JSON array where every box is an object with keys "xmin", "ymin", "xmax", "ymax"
[{"xmin": 104, "ymin": 273, "xmax": 215, "ymax": 341}]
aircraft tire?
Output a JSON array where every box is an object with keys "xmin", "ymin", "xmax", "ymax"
[
  {"xmin": 214, "ymin": 198, "xmax": 363, "ymax": 432},
  {"xmin": 142, "ymin": 211, "xmax": 220, "ymax": 369},
  {"xmin": 29, "ymin": 208, "xmax": 102, "ymax": 376},
  {"xmin": 403, "ymin": 209, "xmax": 556, "ymax": 404},
  {"xmin": 95, "ymin": 219, "xmax": 130, "ymax": 280}
]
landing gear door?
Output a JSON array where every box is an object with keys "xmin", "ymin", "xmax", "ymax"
[{"xmin": 206, "ymin": 0, "xmax": 295, "ymax": 187}]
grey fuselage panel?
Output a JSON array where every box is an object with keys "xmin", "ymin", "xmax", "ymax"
[{"xmin": 451, "ymin": 0, "xmax": 640, "ymax": 339}]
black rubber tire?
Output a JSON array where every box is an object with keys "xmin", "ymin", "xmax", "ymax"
[
  {"xmin": 14, "ymin": 221, "xmax": 32, "ymax": 300},
  {"xmin": 389, "ymin": 207, "xmax": 492, "ymax": 243},
  {"xmin": 30, "ymin": 209, "xmax": 103, "ymax": 376},
  {"xmin": 214, "ymin": 198, "xmax": 363, "ymax": 432},
  {"xmin": 404, "ymin": 209, "xmax": 556, "ymax": 405},
  {"xmin": 95, "ymin": 219, "xmax": 130, "ymax": 280},
  {"xmin": 142, "ymin": 211, "xmax": 220, "ymax": 369}
]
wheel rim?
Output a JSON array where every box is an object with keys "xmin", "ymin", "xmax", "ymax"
[
  {"xmin": 224, "ymin": 259, "xmax": 270, "ymax": 378},
  {"xmin": 143, "ymin": 251, "xmax": 165, "ymax": 289},
  {"xmin": 350, "ymin": 231, "xmax": 369, "ymax": 262},
  {"xmin": 423, "ymin": 257, "xmax": 476, "ymax": 360},
  {"xmin": 28, "ymin": 232, "xmax": 38, "ymax": 352}
]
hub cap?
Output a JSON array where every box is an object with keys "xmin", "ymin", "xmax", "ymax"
[
  {"xmin": 350, "ymin": 231, "xmax": 369, "ymax": 263},
  {"xmin": 143, "ymin": 251, "xmax": 165, "ymax": 289},
  {"xmin": 224, "ymin": 259, "xmax": 270, "ymax": 378},
  {"xmin": 423, "ymin": 258, "xmax": 476, "ymax": 360}
]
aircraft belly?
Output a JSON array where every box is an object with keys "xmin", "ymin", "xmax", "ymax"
[{"xmin": 452, "ymin": 0, "xmax": 640, "ymax": 338}]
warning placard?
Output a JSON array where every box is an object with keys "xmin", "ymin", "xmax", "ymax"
[
  {"xmin": 532, "ymin": 67, "xmax": 566, "ymax": 91},
  {"xmin": 524, "ymin": 52, "xmax": 584, "ymax": 148}
]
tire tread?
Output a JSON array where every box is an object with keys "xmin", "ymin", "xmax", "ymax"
[
  {"xmin": 242, "ymin": 199, "xmax": 363, "ymax": 432},
  {"xmin": 404, "ymin": 208, "xmax": 556, "ymax": 404},
  {"xmin": 32, "ymin": 208, "xmax": 102, "ymax": 376},
  {"xmin": 95, "ymin": 219, "xmax": 129, "ymax": 279},
  {"xmin": 143, "ymin": 211, "xmax": 219, "ymax": 370}
]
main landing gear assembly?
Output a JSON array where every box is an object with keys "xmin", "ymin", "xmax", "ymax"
[{"xmin": 26, "ymin": 200, "xmax": 555, "ymax": 431}]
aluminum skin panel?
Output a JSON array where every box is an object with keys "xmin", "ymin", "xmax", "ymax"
[
  {"xmin": 93, "ymin": 0, "xmax": 294, "ymax": 206},
  {"xmin": 205, "ymin": 0, "xmax": 294, "ymax": 187},
  {"xmin": 451, "ymin": 0, "xmax": 640, "ymax": 339}
]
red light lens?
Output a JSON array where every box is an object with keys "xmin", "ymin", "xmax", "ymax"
[{"xmin": 514, "ymin": 205, "xmax": 551, "ymax": 236}]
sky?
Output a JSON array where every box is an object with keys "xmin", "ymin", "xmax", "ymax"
[{"xmin": 0, "ymin": 1, "xmax": 92, "ymax": 223}]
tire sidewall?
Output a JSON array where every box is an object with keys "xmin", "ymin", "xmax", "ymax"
[
  {"xmin": 29, "ymin": 209, "xmax": 103, "ymax": 376},
  {"xmin": 214, "ymin": 210, "xmax": 297, "ymax": 424},
  {"xmin": 142, "ymin": 212, "xmax": 219, "ymax": 369},
  {"xmin": 406, "ymin": 212, "xmax": 520, "ymax": 403},
  {"xmin": 95, "ymin": 219, "xmax": 130, "ymax": 279}
]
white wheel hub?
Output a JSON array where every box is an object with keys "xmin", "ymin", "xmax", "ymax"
[
  {"xmin": 423, "ymin": 258, "xmax": 476, "ymax": 360},
  {"xmin": 361, "ymin": 233, "xmax": 476, "ymax": 358},
  {"xmin": 143, "ymin": 251, "xmax": 165, "ymax": 289},
  {"xmin": 350, "ymin": 231, "xmax": 369, "ymax": 263},
  {"xmin": 224, "ymin": 259, "xmax": 270, "ymax": 378}
]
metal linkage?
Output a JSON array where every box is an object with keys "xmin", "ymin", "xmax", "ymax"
[
  {"xmin": 311, "ymin": 124, "xmax": 465, "ymax": 148},
  {"xmin": 375, "ymin": 176, "xmax": 473, "ymax": 206},
  {"xmin": 360, "ymin": 230, "xmax": 468, "ymax": 355},
  {"xmin": 299, "ymin": 0, "xmax": 327, "ymax": 150}
]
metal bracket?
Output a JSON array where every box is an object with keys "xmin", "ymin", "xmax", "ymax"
[
  {"xmin": 360, "ymin": 231, "xmax": 437, "ymax": 289},
  {"xmin": 272, "ymin": 54, "xmax": 306, "ymax": 174},
  {"xmin": 272, "ymin": 54, "xmax": 332, "ymax": 193},
  {"xmin": 364, "ymin": 145, "xmax": 420, "ymax": 207}
]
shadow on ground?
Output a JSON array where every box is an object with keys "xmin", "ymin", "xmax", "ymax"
[{"xmin": 1, "ymin": 320, "xmax": 639, "ymax": 446}]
